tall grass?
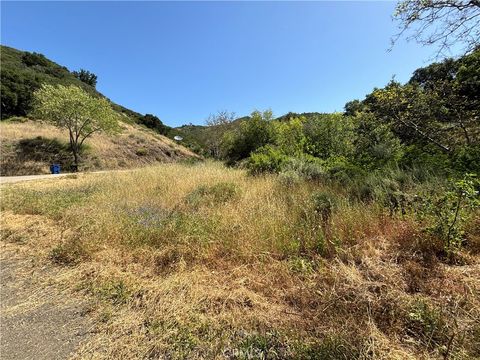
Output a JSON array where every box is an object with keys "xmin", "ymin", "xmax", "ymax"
[{"xmin": 1, "ymin": 161, "xmax": 479, "ymax": 359}]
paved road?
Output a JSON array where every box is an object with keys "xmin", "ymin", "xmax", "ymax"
[{"xmin": 0, "ymin": 173, "xmax": 74, "ymax": 184}]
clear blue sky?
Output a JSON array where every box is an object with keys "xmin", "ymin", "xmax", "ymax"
[{"xmin": 1, "ymin": 1, "xmax": 445, "ymax": 127}]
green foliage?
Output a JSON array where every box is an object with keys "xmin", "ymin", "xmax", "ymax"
[
  {"xmin": 247, "ymin": 145, "xmax": 288, "ymax": 174},
  {"xmin": 354, "ymin": 113, "xmax": 404, "ymax": 170},
  {"xmin": 72, "ymin": 69, "xmax": 97, "ymax": 87},
  {"xmin": 223, "ymin": 110, "xmax": 275, "ymax": 163},
  {"xmin": 1, "ymin": 46, "xmax": 90, "ymax": 119},
  {"xmin": 32, "ymin": 84, "xmax": 119, "ymax": 167},
  {"xmin": 311, "ymin": 191, "xmax": 337, "ymax": 223},
  {"xmin": 352, "ymin": 49, "xmax": 480, "ymax": 174},
  {"xmin": 303, "ymin": 113, "xmax": 354, "ymax": 160},
  {"xmin": 136, "ymin": 147, "xmax": 148, "ymax": 156},
  {"xmin": 94, "ymin": 279, "xmax": 132, "ymax": 305},
  {"xmin": 419, "ymin": 174, "xmax": 480, "ymax": 255},
  {"xmin": 273, "ymin": 117, "xmax": 307, "ymax": 156},
  {"xmin": 407, "ymin": 299, "xmax": 448, "ymax": 349},
  {"xmin": 234, "ymin": 332, "xmax": 287, "ymax": 360},
  {"xmin": 295, "ymin": 335, "xmax": 361, "ymax": 360},
  {"xmin": 282, "ymin": 157, "xmax": 326, "ymax": 182},
  {"xmin": 137, "ymin": 113, "xmax": 170, "ymax": 135},
  {"xmin": 50, "ymin": 239, "xmax": 89, "ymax": 265},
  {"xmin": 22, "ymin": 52, "xmax": 50, "ymax": 67},
  {"xmin": 0, "ymin": 45, "xmax": 143, "ymax": 123},
  {"xmin": 1, "ymin": 185, "xmax": 97, "ymax": 219}
]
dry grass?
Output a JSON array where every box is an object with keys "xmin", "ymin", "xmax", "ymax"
[
  {"xmin": 0, "ymin": 119, "xmax": 198, "ymax": 175},
  {"xmin": 1, "ymin": 162, "xmax": 479, "ymax": 359}
]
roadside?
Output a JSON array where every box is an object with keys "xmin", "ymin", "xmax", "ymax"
[
  {"xmin": 0, "ymin": 173, "xmax": 74, "ymax": 184},
  {"xmin": 0, "ymin": 168, "xmax": 134, "ymax": 184},
  {"xmin": 0, "ymin": 246, "xmax": 93, "ymax": 360}
]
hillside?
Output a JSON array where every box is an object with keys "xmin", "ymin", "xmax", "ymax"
[
  {"xmin": 1, "ymin": 45, "xmax": 144, "ymax": 121},
  {"xmin": 0, "ymin": 45, "xmax": 199, "ymax": 174},
  {"xmin": 0, "ymin": 118, "xmax": 198, "ymax": 175}
]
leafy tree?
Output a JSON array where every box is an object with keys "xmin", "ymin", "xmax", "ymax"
[
  {"xmin": 364, "ymin": 81, "xmax": 452, "ymax": 152},
  {"xmin": 73, "ymin": 69, "xmax": 98, "ymax": 88},
  {"xmin": 273, "ymin": 117, "xmax": 307, "ymax": 156},
  {"xmin": 393, "ymin": 0, "xmax": 480, "ymax": 57},
  {"xmin": 303, "ymin": 113, "xmax": 355, "ymax": 160},
  {"xmin": 223, "ymin": 110, "xmax": 274, "ymax": 163},
  {"xmin": 353, "ymin": 113, "xmax": 404, "ymax": 169},
  {"xmin": 32, "ymin": 84, "xmax": 119, "ymax": 170},
  {"xmin": 138, "ymin": 114, "xmax": 170, "ymax": 135},
  {"xmin": 344, "ymin": 100, "xmax": 363, "ymax": 116}
]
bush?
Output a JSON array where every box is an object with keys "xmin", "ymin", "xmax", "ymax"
[
  {"xmin": 278, "ymin": 170, "xmax": 302, "ymax": 187},
  {"xmin": 247, "ymin": 145, "xmax": 288, "ymax": 174},
  {"xmin": 311, "ymin": 191, "xmax": 337, "ymax": 223},
  {"xmin": 327, "ymin": 162, "xmax": 366, "ymax": 186},
  {"xmin": 136, "ymin": 147, "xmax": 148, "ymax": 156},
  {"xmin": 418, "ymin": 173, "xmax": 480, "ymax": 256},
  {"xmin": 282, "ymin": 157, "xmax": 326, "ymax": 181},
  {"xmin": 406, "ymin": 299, "xmax": 448, "ymax": 349}
]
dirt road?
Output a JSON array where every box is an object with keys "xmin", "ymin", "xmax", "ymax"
[
  {"xmin": 0, "ymin": 173, "xmax": 74, "ymax": 184},
  {"xmin": 0, "ymin": 249, "xmax": 92, "ymax": 359}
]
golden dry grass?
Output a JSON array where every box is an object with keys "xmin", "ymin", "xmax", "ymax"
[
  {"xmin": 1, "ymin": 162, "xmax": 479, "ymax": 359},
  {"xmin": 0, "ymin": 119, "xmax": 198, "ymax": 175}
]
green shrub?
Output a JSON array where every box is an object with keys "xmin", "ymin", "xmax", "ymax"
[
  {"xmin": 136, "ymin": 147, "xmax": 148, "ymax": 156},
  {"xmin": 295, "ymin": 335, "xmax": 361, "ymax": 360},
  {"xmin": 247, "ymin": 145, "xmax": 288, "ymax": 174},
  {"xmin": 327, "ymin": 162, "xmax": 366, "ymax": 186},
  {"xmin": 406, "ymin": 299, "xmax": 448, "ymax": 349},
  {"xmin": 311, "ymin": 191, "xmax": 337, "ymax": 223},
  {"xmin": 282, "ymin": 157, "xmax": 326, "ymax": 181},
  {"xmin": 4, "ymin": 116, "xmax": 28, "ymax": 123},
  {"xmin": 95, "ymin": 279, "xmax": 131, "ymax": 305},
  {"xmin": 418, "ymin": 173, "xmax": 480, "ymax": 256},
  {"xmin": 278, "ymin": 170, "xmax": 302, "ymax": 187},
  {"xmin": 223, "ymin": 110, "xmax": 275, "ymax": 164}
]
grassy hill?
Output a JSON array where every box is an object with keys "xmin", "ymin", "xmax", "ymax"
[
  {"xmin": 0, "ymin": 45, "xmax": 198, "ymax": 174},
  {"xmin": 0, "ymin": 118, "xmax": 198, "ymax": 175}
]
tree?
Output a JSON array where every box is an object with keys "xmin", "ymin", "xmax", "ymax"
[
  {"xmin": 393, "ymin": 0, "xmax": 480, "ymax": 57},
  {"xmin": 73, "ymin": 69, "xmax": 98, "ymax": 88},
  {"xmin": 205, "ymin": 110, "xmax": 236, "ymax": 127},
  {"xmin": 303, "ymin": 113, "xmax": 355, "ymax": 160},
  {"xmin": 353, "ymin": 113, "xmax": 404, "ymax": 169},
  {"xmin": 138, "ymin": 114, "xmax": 170, "ymax": 135},
  {"xmin": 204, "ymin": 110, "xmax": 236, "ymax": 158},
  {"xmin": 223, "ymin": 110, "xmax": 274, "ymax": 164},
  {"xmin": 32, "ymin": 84, "xmax": 119, "ymax": 170}
]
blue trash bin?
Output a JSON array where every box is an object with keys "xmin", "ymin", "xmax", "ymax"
[{"xmin": 50, "ymin": 164, "xmax": 61, "ymax": 174}]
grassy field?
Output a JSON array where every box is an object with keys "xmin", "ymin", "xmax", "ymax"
[
  {"xmin": 0, "ymin": 119, "xmax": 197, "ymax": 175},
  {"xmin": 1, "ymin": 161, "xmax": 479, "ymax": 359}
]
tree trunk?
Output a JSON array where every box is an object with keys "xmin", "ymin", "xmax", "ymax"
[{"xmin": 72, "ymin": 147, "xmax": 79, "ymax": 172}]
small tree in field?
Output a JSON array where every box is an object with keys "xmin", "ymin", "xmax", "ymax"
[{"xmin": 32, "ymin": 84, "xmax": 119, "ymax": 170}]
